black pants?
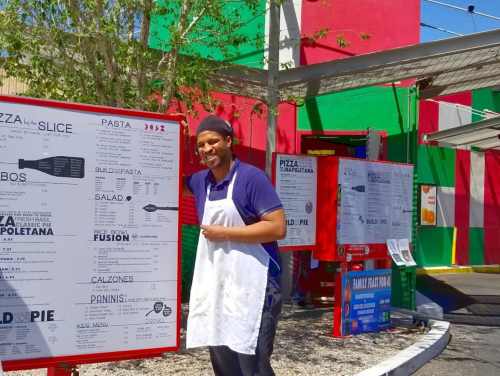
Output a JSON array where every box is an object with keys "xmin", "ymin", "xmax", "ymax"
[{"xmin": 209, "ymin": 275, "xmax": 283, "ymax": 376}]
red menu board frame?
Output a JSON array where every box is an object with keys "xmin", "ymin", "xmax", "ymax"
[{"xmin": 0, "ymin": 95, "xmax": 183, "ymax": 371}]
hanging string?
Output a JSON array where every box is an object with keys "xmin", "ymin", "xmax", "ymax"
[{"xmin": 424, "ymin": 98, "xmax": 495, "ymax": 119}]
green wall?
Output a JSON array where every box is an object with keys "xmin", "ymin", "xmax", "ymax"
[
  {"xmin": 472, "ymin": 88, "xmax": 500, "ymax": 122},
  {"xmin": 415, "ymin": 143, "xmax": 456, "ymax": 268},
  {"xmin": 298, "ymin": 86, "xmax": 411, "ymax": 163},
  {"xmin": 469, "ymin": 228, "xmax": 484, "ymax": 265},
  {"xmin": 150, "ymin": 1, "xmax": 266, "ymax": 68},
  {"xmin": 416, "ymin": 145, "xmax": 455, "ymax": 187},
  {"xmin": 415, "ymin": 227, "xmax": 454, "ymax": 267},
  {"xmin": 181, "ymin": 225, "xmax": 200, "ymax": 301}
]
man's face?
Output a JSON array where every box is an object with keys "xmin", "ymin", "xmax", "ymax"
[{"xmin": 196, "ymin": 131, "xmax": 232, "ymax": 170}]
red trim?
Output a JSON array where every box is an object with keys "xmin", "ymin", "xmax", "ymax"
[
  {"xmin": 279, "ymin": 245, "xmax": 316, "ymax": 252},
  {"xmin": 333, "ymin": 273, "xmax": 343, "ymax": 337},
  {"xmin": 314, "ymin": 156, "xmax": 337, "ymax": 260},
  {"xmin": 315, "ymin": 243, "xmax": 392, "ymax": 262},
  {"xmin": 483, "ymin": 150, "xmax": 500, "ymax": 264},
  {"xmin": 296, "ymin": 130, "xmax": 388, "ymax": 161},
  {"xmin": 2, "ymin": 348, "xmax": 169, "ymax": 371},
  {"xmin": 0, "ymin": 95, "xmax": 183, "ymax": 123},
  {"xmin": 418, "ymin": 99, "xmax": 439, "ymax": 147},
  {"xmin": 176, "ymin": 118, "xmax": 183, "ymax": 355},
  {"xmin": 454, "ymin": 149, "xmax": 471, "ymax": 265},
  {"xmin": 271, "ymin": 152, "xmax": 277, "ymax": 189},
  {"xmin": 0, "ymin": 95, "xmax": 182, "ymax": 370}
]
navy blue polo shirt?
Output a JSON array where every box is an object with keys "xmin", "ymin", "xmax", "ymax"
[{"xmin": 186, "ymin": 159, "xmax": 283, "ymax": 276}]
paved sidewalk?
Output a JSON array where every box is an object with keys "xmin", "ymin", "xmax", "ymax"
[
  {"xmin": 358, "ymin": 266, "xmax": 500, "ymax": 376},
  {"xmin": 412, "ymin": 271, "xmax": 500, "ymax": 376}
]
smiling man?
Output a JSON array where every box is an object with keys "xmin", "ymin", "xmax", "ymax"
[{"xmin": 182, "ymin": 115, "xmax": 286, "ymax": 376}]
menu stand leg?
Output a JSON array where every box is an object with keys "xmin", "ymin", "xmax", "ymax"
[{"xmin": 47, "ymin": 366, "xmax": 78, "ymax": 376}]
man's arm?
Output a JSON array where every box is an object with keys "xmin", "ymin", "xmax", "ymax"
[
  {"xmin": 200, "ymin": 209, "xmax": 286, "ymax": 244},
  {"xmin": 183, "ymin": 176, "xmax": 194, "ymax": 197},
  {"xmin": 173, "ymin": 114, "xmax": 194, "ymax": 198}
]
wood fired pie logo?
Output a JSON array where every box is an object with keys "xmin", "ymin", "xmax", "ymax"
[{"xmin": 338, "ymin": 245, "xmax": 345, "ymax": 258}]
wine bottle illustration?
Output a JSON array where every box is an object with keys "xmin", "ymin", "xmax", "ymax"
[
  {"xmin": 342, "ymin": 277, "xmax": 352, "ymax": 336},
  {"xmin": 18, "ymin": 156, "xmax": 85, "ymax": 179},
  {"xmin": 351, "ymin": 185, "xmax": 365, "ymax": 193},
  {"xmin": 143, "ymin": 204, "xmax": 179, "ymax": 213}
]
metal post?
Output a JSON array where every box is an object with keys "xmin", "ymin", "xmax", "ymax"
[
  {"xmin": 265, "ymin": 0, "xmax": 280, "ymax": 177},
  {"xmin": 47, "ymin": 366, "xmax": 77, "ymax": 376}
]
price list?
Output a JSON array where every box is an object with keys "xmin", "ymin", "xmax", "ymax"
[{"xmin": 0, "ymin": 98, "xmax": 181, "ymax": 363}]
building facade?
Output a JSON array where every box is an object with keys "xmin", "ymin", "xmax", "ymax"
[{"xmin": 150, "ymin": 1, "xmax": 500, "ymax": 302}]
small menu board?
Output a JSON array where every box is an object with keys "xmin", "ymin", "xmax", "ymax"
[
  {"xmin": 274, "ymin": 154, "xmax": 317, "ymax": 248},
  {"xmin": 419, "ymin": 184, "xmax": 437, "ymax": 226}
]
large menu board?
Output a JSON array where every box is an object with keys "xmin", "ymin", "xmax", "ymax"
[
  {"xmin": 0, "ymin": 97, "xmax": 181, "ymax": 366},
  {"xmin": 274, "ymin": 154, "xmax": 317, "ymax": 248},
  {"xmin": 337, "ymin": 159, "xmax": 413, "ymax": 245}
]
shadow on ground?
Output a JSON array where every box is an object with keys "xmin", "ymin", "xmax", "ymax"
[{"xmin": 417, "ymin": 274, "xmax": 500, "ymax": 327}]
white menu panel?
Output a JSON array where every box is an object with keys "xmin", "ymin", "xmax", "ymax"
[
  {"xmin": 365, "ymin": 161, "xmax": 393, "ymax": 244},
  {"xmin": 275, "ymin": 154, "xmax": 317, "ymax": 247},
  {"xmin": 337, "ymin": 159, "xmax": 366, "ymax": 244},
  {"xmin": 390, "ymin": 165, "xmax": 414, "ymax": 238},
  {"xmin": 0, "ymin": 99, "xmax": 180, "ymax": 361},
  {"xmin": 337, "ymin": 159, "xmax": 413, "ymax": 245}
]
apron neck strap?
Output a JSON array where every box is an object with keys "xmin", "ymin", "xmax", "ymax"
[
  {"xmin": 206, "ymin": 170, "xmax": 238, "ymax": 200},
  {"xmin": 227, "ymin": 171, "xmax": 237, "ymax": 199}
]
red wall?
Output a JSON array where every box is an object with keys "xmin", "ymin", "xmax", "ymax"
[
  {"xmin": 300, "ymin": 0, "xmax": 420, "ymax": 65},
  {"xmin": 484, "ymin": 150, "xmax": 500, "ymax": 264},
  {"xmin": 454, "ymin": 149, "xmax": 471, "ymax": 265},
  {"xmin": 418, "ymin": 93, "xmax": 472, "ymax": 145}
]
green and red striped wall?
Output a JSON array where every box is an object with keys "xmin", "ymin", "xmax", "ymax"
[{"xmin": 417, "ymin": 90, "xmax": 500, "ymax": 267}]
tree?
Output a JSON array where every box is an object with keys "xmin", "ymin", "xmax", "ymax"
[
  {"xmin": 0, "ymin": 0, "xmax": 269, "ymax": 113},
  {"xmin": 0, "ymin": 0, "xmax": 370, "ymax": 114}
]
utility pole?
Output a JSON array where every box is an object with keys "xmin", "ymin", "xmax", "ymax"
[{"xmin": 265, "ymin": 0, "xmax": 280, "ymax": 177}]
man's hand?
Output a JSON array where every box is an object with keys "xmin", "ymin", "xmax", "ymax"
[
  {"xmin": 181, "ymin": 119, "xmax": 189, "ymax": 138},
  {"xmin": 200, "ymin": 224, "xmax": 228, "ymax": 243},
  {"xmin": 169, "ymin": 112, "xmax": 189, "ymax": 137}
]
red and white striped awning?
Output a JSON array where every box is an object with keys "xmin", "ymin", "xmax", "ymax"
[{"xmin": 422, "ymin": 114, "xmax": 500, "ymax": 150}]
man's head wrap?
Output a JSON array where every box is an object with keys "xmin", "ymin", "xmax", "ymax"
[{"xmin": 196, "ymin": 115, "xmax": 235, "ymax": 139}]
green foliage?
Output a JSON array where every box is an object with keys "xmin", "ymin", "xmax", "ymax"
[
  {"xmin": 280, "ymin": 60, "xmax": 293, "ymax": 70},
  {"xmin": 359, "ymin": 32, "xmax": 371, "ymax": 41},
  {"xmin": 307, "ymin": 27, "xmax": 332, "ymax": 45},
  {"xmin": 321, "ymin": 1, "xmax": 332, "ymax": 9},
  {"xmin": 336, "ymin": 34, "xmax": 351, "ymax": 49},
  {"xmin": 0, "ymin": 0, "xmax": 268, "ymax": 113},
  {"xmin": 0, "ymin": 0, "xmax": 372, "ymax": 114}
]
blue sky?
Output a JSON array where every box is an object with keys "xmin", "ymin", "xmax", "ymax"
[{"xmin": 421, "ymin": 0, "xmax": 500, "ymax": 42}]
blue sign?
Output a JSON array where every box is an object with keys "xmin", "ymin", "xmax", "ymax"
[{"xmin": 341, "ymin": 270, "xmax": 391, "ymax": 336}]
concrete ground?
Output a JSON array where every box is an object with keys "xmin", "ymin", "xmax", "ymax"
[{"xmin": 412, "ymin": 272, "xmax": 500, "ymax": 376}]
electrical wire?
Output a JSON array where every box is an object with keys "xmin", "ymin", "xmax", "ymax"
[
  {"xmin": 470, "ymin": 13, "xmax": 477, "ymax": 32},
  {"xmin": 424, "ymin": 98, "xmax": 495, "ymax": 119}
]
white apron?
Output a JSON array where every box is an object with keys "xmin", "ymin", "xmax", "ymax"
[{"xmin": 186, "ymin": 171, "xmax": 270, "ymax": 355}]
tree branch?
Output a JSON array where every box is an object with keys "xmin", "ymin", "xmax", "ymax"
[
  {"xmin": 158, "ymin": 0, "xmax": 193, "ymax": 113},
  {"xmin": 135, "ymin": 0, "xmax": 153, "ymax": 110},
  {"xmin": 97, "ymin": 0, "xmax": 124, "ymax": 107},
  {"xmin": 65, "ymin": 0, "xmax": 109, "ymax": 105}
]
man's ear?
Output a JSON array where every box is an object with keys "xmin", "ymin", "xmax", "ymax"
[{"xmin": 226, "ymin": 136, "xmax": 233, "ymax": 148}]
